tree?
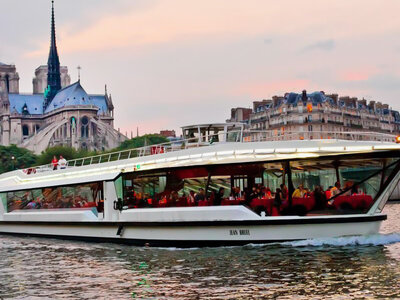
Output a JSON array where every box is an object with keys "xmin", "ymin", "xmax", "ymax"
[
  {"xmin": 117, "ymin": 134, "xmax": 169, "ymax": 150},
  {"xmin": 36, "ymin": 146, "xmax": 78, "ymax": 166},
  {"xmin": 0, "ymin": 145, "xmax": 37, "ymax": 173}
]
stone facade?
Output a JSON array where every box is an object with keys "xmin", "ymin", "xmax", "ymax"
[
  {"xmin": 229, "ymin": 90, "xmax": 400, "ymax": 142},
  {"xmin": 0, "ymin": 2, "xmax": 125, "ymax": 154},
  {"xmin": 33, "ymin": 65, "xmax": 71, "ymax": 94}
]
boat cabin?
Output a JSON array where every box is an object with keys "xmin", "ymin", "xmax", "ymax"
[{"xmin": 181, "ymin": 123, "xmax": 246, "ymax": 146}]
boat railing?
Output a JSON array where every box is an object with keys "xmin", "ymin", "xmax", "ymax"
[{"xmin": 24, "ymin": 130, "xmax": 397, "ymax": 174}]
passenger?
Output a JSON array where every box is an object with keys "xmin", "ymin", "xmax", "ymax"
[
  {"xmin": 26, "ymin": 200, "xmax": 36, "ymax": 209},
  {"xmin": 313, "ymin": 186, "xmax": 327, "ymax": 210},
  {"xmin": 343, "ymin": 181, "xmax": 353, "ymax": 196},
  {"xmin": 351, "ymin": 185, "xmax": 360, "ymax": 195},
  {"xmin": 265, "ymin": 187, "xmax": 273, "ymax": 199},
  {"xmin": 331, "ymin": 181, "xmax": 342, "ymax": 196},
  {"xmin": 52, "ymin": 156, "xmax": 58, "ymax": 170},
  {"xmin": 280, "ymin": 184, "xmax": 288, "ymax": 201},
  {"xmin": 169, "ymin": 191, "xmax": 179, "ymax": 205},
  {"xmin": 249, "ymin": 187, "xmax": 258, "ymax": 200},
  {"xmin": 214, "ymin": 187, "xmax": 225, "ymax": 206},
  {"xmin": 326, "ymin": 186, "xmax": 333, "ymax": 199},
  {"xmin": 58, "ymin": 155, "xmax": 67, "ymax": 169},
  {"xmin": 194, "ymin": 188, "xmax": 205, "ymax": 204},
  {"xmin": 232, "ymin": 187, "xmax": 241, "ymax": 199},
  {"xmin": 274, "ymin": 188, "xmax": 283, "ymax": 212},
  {"xmin": 187, "ymin": 190, "xmax": 195, "ymax": 205},
  {"xmin": 256, "ymin": 187, "xmax": 262, "ymax": 199},
  {"xmin": 292, "ymin": 184, "xmax": 305, "ymax": 198}
]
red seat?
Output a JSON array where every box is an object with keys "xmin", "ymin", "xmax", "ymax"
[{"xmin": 198, "ymin": 200, "xmax": 210, "ymax": 206}]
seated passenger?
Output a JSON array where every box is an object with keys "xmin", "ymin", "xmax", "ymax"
[
  {"xmin": 325, "ymin": 186, "xmax": 333, "ymax": 199},
  {"xmin": 265, "ymin": 187, "xmax": 273, "ymax": 199},
  {"xmin": 331, "ymin": 181, "xmax": 342, "ymax": 196},
  {"xmin": 169, "ymin": 191, "xmax": 179, "ymax": 205},
  {"xmin": 274, "ymin": 188, "xmax": 283, "ymax": 211},
  {"xmin": 343, "ymin": 181, "xmax": 353, "ymax": 196},
  {"xmin": 280, "ymin": 184, "xmax": 288, "ymax": 201},
  {"xmin": 313, "ymin": 186, "xmax": 327, "ymax": 210},
  {"xmin": 214, "ymin": 187, "xmax": 225, "ymax": 206},
  {"xmin": 249, "ymin": 187, "xmax": 258, "ymax": 200},
  {"xmin": 292, "ymin": 184, "xmax": 306, "ymax": 198},
  {"xmin": 187, "ymin": 191, "xmax": 195, "ymax": 205},
  {"xmin": 194, "ymin": 188, "xmax": 205, "ymax": 204}
]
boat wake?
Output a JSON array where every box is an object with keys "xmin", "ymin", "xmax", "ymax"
[{"xmin": 282, "ymin": 233, "xmax": 400, "ymax": 247}]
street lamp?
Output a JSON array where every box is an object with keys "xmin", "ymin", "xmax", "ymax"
[{"xmin": 11, "ymin": 155, "xmax": 15, "ymax": 170}]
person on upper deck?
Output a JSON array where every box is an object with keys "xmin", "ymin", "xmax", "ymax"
[
  {"xmin": 58, "ymin": 156, "xmax": 67, "ymax": 169},
  {"xmin": 292, "ymin": 184, "xmax": 306, "ymax": 198},
  {"xmin": 52, "ymin": 156, "xmax": 58, "ymax": 170}
]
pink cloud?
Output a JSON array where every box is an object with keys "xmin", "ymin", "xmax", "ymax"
[{"xmin": 338, "ymin": 67, "xmax": 379, "ymax": 82}]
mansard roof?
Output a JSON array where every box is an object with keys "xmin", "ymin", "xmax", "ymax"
[{"xmin": 285, "ymin": 91, "xmax": 334, "ymax": 106}]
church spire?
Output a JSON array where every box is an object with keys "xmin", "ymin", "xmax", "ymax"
[{"xmin": 44, "ymin": 0, "xmax": 61, "ymax": 108}]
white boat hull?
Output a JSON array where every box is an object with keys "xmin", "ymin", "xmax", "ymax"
[{"xmin": 0, "ymin": 215, "xmax": 385, "ymax": 247}]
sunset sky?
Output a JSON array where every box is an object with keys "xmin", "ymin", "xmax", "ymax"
[{"xmin": 1, "ymin": 0, "xmax": 400, "ymax": 135}]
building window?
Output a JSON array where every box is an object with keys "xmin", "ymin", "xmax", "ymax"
[
  {"xmin": 22, "ymin": 125, "xmax": 29, "ymax": 136},
  {"xmin": 81, "ymin": 116, "xmax": 89, "ymax": 138}
]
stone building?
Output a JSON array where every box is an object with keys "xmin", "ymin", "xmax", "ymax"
[
  {"xmin": 0, "ymin": 1, "xmax": 125, "ymax": 154},
  {"xmin": 226, "ymin": 107, "xmax": 252, "ymax": 124},
  {"xmin": 229, "ymin": 90, "xmax": 400, "ymax": 142}
]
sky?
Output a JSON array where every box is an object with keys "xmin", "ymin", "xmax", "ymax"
[{"xmin": 1, "ymin": 0, "xmax": 400, "ymax": 136}]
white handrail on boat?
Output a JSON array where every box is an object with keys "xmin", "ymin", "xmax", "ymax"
[{"xmin": 22, "ymin": 130, "xmax": 397, "ymax": 174}]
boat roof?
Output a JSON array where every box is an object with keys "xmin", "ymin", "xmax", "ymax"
[
  {"xmin": 181, "ymin": 123, "xmax": 245, "ymax": 129},
  {"xmin": 0, "ymin": 139, "xmax": 399, "ymax": 192}
]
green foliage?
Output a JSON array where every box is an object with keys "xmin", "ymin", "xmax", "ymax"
[
  {"xmin": 0, "ymin": 145, "xmax": 37, "ymax": 173},
  {"xmin": 0, "ymin": 134, "xmax": 170, "ymax": 174},
  {"xmin": 117, "ymin": 134, "xmax": 169, "ymax": 151},
  {"xmin": 36, "ymin": 146, "xmax": 78, "ymax": 165}
]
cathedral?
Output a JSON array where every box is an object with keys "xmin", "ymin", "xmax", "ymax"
[{"xmin": 0, "ymin": 1, "xmax": 126, "ymax": 154}]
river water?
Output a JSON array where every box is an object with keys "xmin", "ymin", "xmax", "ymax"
[{"xmin": 0, "ymin": 204, "xmax": 400, "ymax": 299}]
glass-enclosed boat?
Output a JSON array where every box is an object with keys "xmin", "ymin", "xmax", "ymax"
[{"xmin": 0, "ymin": 136, "xmax": 399, "ymax": 247}]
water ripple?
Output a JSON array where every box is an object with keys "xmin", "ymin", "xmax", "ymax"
[{"xmin": 0, "ymin": 204, "xmax": 399, "ymax": 299}]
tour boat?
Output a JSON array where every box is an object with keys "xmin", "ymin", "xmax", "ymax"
[{"xmin": 0, "ymin": 137, "xmax": 399, "ymax": 247}]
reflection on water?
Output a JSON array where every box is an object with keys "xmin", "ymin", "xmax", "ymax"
[{"xmin": 0, "ymin": 204, "xmax": 399, "ymax": 299}]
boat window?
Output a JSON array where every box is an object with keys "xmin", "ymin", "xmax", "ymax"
[
  {"xmin": 6, "ymin": 182, "xmax": 103, "ymax": 212},
  {"xmin": 116, "ymin": 154, "xmax": 400, "ymax": 216}
]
